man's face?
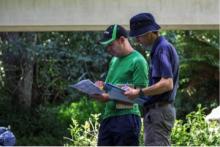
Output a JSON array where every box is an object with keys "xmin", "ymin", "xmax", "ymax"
[
  {"xmin": 106, "ymin": 39, "xmax": 123, "ymax": 57},
  {"xmin": 135, "ymin": 32, "xmax": 154, "ymax": 48}
]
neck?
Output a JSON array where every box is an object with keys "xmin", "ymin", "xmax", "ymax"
[
  {"xmin": 123, "ymin": 42, "xmax": 134, "ymax": 56},
  {"xmin": 151, "ymin": 32, "xmax": 160, "ymax": 45}
]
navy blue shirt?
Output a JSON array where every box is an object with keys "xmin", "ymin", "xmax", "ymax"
[{"xmin": 144, "ymin": 36, "xmax": 179, "ymax": 105}]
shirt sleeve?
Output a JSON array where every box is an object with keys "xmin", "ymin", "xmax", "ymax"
[{"xmin": 158, "ymin": 46, "xmax": 173, "ymax": 78}]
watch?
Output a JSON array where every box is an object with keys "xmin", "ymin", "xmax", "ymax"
[{"xmin": 138, "ymin": 88, "xmax": 145, "ymax": 98}]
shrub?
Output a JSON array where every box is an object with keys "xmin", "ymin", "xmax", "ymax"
[
  {"xmin": 64, "ymin": 114, "xmax": 100, "ymax": 146},
  {"xmin": 58, "ymin": 97, "xmax": 104, "ymax": 124},
  {"xmin": 171, "ymin": 104, "xmax": 220, "ymax": 146},
  {"xmin": 65, "ymin": 105, "xmax": 220, "ymax": 146}
]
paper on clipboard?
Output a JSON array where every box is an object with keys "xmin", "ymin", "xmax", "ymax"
[
  {"xmin": 104, "ymin": 83, "xmax": 146, "ymax": 106},
  {"xmin": 70, "ymin": 80, "xmax": 146, "ymax": 105},
  {"xmin": 69, "ymin": 79, "xmax": 104, "ymax": 95}
]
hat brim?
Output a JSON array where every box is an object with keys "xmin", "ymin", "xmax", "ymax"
[{"xmin": 129, "ymin": 24, "xmax": 160, "ymax": 37}]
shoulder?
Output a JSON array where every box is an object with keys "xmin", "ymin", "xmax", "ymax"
[
  {"xmin": 157, "ymin": 37, "xmax": 175, "ymax": 53},
  {"xmin": 130, "ymin": 51, "xmax": 148, "ymax": 67},
  {"xmin": 154, "ymin": 44, "xmax": 176, "ymax": 59},
  {"xmin": 131, "ymin": 50, "xmax": 145, "ymax": 59},
  {"xmin": 132, "ymin": 50, "xmax": 146, "ymax": 61}
]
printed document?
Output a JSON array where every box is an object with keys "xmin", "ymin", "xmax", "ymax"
[
  {"xmin": 70, "ymin": 79, "xmax": 104, "ymax": 95},
  {"xmin": 70, "ymin": 80, "xmax": 145, "ymax": 105}
]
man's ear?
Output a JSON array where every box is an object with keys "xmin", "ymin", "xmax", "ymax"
[{"xmin": 119, "ymin": 36, "xmax": 125, "ymax": 44}]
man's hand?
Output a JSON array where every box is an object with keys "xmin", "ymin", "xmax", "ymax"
[
  {"xmin": 92, "ymin": 93, "xmax": 109, "ymax": 102},
  {"xmin": 123, "ymin": 86, "xmax": 140, "ymax": 100},
  {"xmin": 91, "ymin": 80, "xmax": 109, "ymax": 102},
  {"xmin": 95, "ymin": 81, "xmax": 104, "ymax": 90}
]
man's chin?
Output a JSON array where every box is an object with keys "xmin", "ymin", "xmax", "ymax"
[{"xmin": 142, "ymin": 44, "xmax": 152, "ymax": 51}]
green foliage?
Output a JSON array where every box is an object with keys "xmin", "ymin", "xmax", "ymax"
[
  {"xmin": 0, "ymin": 30, "xmax": 219, "ymax": 145},
  {"xmin": 35, "ymin": 32, "xmax": 111, "ymax": 102},
  {"xmin": 0, "ymin": 32, "xmax": 111, "ymax": 104},
  {"xmin": 0, "ymin": 99, "xmax": 68, "ymax": 145},
  {"xmin": 171, "ymin": 104, "xmax": 220, "ymax": 146},
  {"xmin": 0, "ymin": 30, "xmax": 218, "ymax": 111},
  {"xmin": 0, "ymin": 92, "xmax": 103, "ymax": 145},
  {"xmin": 162, "ymin": 30, "xmax": 219, "ymax": 118},
  {"xmin": 139, "ymin": 118, "xmax": 144, "ymax": 145},
  {"xmin": 64, "ymin": 114, "xmax": 100, "ymax": 146},
  {"xmin": 65, "ymin": 105, "xmax": 220, "ymax": 146},
  {"xmin": 58, "ymin": 97, "xmax": 104, "ymax": 124}
]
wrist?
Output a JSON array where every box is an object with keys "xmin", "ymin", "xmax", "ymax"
[
  {"xmin": 138, "ymin": 88, "xmax": 145, "ymax": 98},
  {"xmin": 102, "ymin": 93, "xmax": 109, "ymax": 102}
]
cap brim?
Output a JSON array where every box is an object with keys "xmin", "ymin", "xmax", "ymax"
[{"xmin": 98, "ymin": 38, "xmax": 114, "ymax": 45}]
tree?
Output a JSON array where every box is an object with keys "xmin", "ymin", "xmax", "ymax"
[{"xmin": 0, "ymin": 32, "xmax": 37, "ymax": 108}]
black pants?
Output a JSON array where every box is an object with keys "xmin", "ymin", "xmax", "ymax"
[{"xmin": 97, "ymin": 114, "xmax": 141, "ymax": 146}]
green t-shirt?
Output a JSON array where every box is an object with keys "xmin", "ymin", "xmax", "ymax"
[{"xmin": 103, "ymin": 50, "xmax": 148, "ymax": 119}]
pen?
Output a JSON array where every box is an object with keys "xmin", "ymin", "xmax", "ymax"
[{"xmin": 122, "ymin": 83, "xmax": 129, "ymax": 91}]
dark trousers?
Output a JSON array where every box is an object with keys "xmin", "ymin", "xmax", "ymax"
[{"xmin": 97, "ymin": 114, "xmax": 141, "ymax": 146}]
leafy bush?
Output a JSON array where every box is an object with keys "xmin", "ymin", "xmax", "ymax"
[
  {"xmin": 0, "ymin": 32, "xmax": 111, "ymax": 106},
  {"xmin": 64, "ymin": 114, "xmax": 100, "ymax": 146},
  {"xmin": 171, "ymin": 104, "xmax": 220, "ymax": 146},
  {"xmin": 66, "ymin": 105, "xmax": 220, "ymax": 146},
  {"xmin": 58, "ymin": 97, "xmax": 104, "ymax": 124},
  {"xmin": 0, "ymin": 93, "xmax": 103, "ymax": 145},
  {"xmin": 167, "ymin": 30, "xmax": 219, "ymax": 118},
  {"xmin": 0, "ymin": 103, "xmax": 69, "ymax": 145}
]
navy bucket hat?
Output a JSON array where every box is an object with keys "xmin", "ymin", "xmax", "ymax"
[{"xmin": 129, "ymin": 13, "xmax": 161, "ymax": 37}]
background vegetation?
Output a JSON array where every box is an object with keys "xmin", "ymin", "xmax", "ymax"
[
  {"xmin": 0, "ymin": 30, "xmax": 219, "ymax": 145},
  {"xmin": 65, "ymin": 104, "xmax": 220, "ymax": 146}
]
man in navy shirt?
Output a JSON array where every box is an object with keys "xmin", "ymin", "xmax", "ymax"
[{"xmin": 124, "ymin": 12, "xmax": 179, "ymax": 146}]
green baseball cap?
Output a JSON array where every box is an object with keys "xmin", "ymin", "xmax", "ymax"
[{"xmin": 98, "ymin": 24, "xmax": 128, "ymax": 46}]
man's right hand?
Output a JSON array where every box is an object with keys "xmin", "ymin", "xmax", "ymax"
[{"xmin": 123, "ymin": 86, "xmax": 140, "ymax": 100}]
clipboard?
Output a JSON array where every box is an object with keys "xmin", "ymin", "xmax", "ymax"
[
  {"xmin": 104, "ymin": 83, "xmax": 145, "ymax": 105},
  {"xmin": 69, "ymin": 79, "xmax": 104, "ymax": 95}
]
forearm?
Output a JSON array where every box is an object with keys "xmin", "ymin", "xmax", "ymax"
[
  {"xmin": 142, "ymin": 78, "xmax": 173, "ymax": 96},
  {"xmin": 124, "ymin": 78, "xmax": 173, "ymax": 99}
]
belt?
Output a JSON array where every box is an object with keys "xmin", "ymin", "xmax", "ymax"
[{"xmin": 143, "ymin": 101, "xmax": 172, "ymax": 113}]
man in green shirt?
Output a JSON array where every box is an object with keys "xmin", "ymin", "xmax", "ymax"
[{"xmin": 93, "ymin": 24, "xmax": 148, "ymax": 146}]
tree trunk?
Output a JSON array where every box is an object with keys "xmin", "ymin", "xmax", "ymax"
[
  {"xmin": 16, "ymin": 59, "xmax": 34, "ymax": 107},
  {"xmin": 0, "ymin": 32, "xmax": 36, "ymax": 108}
]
